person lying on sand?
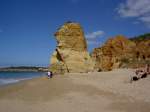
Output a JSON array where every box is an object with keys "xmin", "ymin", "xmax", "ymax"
[{"xmin": 131, "ymin": 64, "xmax": 149, "ymax": 82}]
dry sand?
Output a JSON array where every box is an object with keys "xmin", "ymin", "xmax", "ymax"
[{"xmin": 0, "ymin": 69, "xmax": 150, "ymax": 112}]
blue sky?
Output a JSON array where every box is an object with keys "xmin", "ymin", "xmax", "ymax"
[{"xmin": 0, "ymin": 0, "xmax": 150, "ymax": 67}]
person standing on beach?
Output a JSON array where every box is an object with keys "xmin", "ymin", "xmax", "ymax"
[
  {"xmin": 47, "ymin": 71, "xmax": 51, "ymax": 79},
  {"xmin": 50, "ymin": 71, "xmax": 53, "ymax": 78},
  {"xmin": 47, "ymin": 71, "xmax": 53, "ymax": 79}
]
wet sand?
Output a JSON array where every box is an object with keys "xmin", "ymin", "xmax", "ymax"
[{"xmin": 0, "ymin": 69, "xmax": 150, "ymax": 112}]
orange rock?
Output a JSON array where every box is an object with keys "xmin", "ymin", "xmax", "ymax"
[{"xmin": 92, "ymin": 35, "xmax": 137, "ymax": 71}]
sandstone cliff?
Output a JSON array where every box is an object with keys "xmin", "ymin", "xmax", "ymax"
[
  {"xmin": 50, "ymin": 22, "xmax": 94, "ymax": 73},
  {"xmin": 130, "ymin": 33, "xmax": 150, "ymax": 61},
  {"xmin": 92, "ymin": 35, "xmax": 150, "ymax": 71}
]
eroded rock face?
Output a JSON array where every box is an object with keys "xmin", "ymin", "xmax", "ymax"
[
  {"xmin": 50, "ymin": 22, "xmax": 94, "ymax": 73},
  {"xmin": 92, "ymin": 35, "xmax": 150, "ymax": 71},
  {"xmin": 92, "ymin": 35, "xmax": 137, "ymax": 71},
  {"xmin": 135, "ymin": 40, "xmax": 150, "ymax": 61}
]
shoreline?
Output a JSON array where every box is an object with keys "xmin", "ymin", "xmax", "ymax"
[
  {"xmin": 0, "ymin": 76, "xmax": 46, "ymax": 88},
  {"xmin": 0, "ymin": 69, "xmax": 150, "ymax": 112},
  {"xmin": 0, "ymin": 72, "xmax": 46, "ymax": 87}
]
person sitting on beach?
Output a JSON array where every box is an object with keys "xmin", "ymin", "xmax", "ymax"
[{"xmin": 132, "ymin": 65, "xmax": 148, "ymax": 81}]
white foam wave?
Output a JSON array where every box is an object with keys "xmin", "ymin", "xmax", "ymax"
[{"xmin": 0, "ymin": 78, "xmax": 32, "ymax": 85}]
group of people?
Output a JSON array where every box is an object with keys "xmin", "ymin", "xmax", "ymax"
[{"xmin": 132, "ymin": 64, "xmax": 150, "ymax": 81}]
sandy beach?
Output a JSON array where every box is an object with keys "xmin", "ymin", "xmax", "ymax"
[{"xmin": 0, "ymin": 69, "xmax": 150, "ymax": 112}]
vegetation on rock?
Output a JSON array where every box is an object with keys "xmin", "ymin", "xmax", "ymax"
[{"xmin": 130, "ymin": 33, "xmax": 150, "ymax": 42}]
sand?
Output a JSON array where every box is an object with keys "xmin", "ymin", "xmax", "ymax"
[{"xmin": 0, "ymin": 69, "xmax": 150, "ymax": 112}]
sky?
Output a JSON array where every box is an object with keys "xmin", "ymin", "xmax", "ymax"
[{"xmin": 0, "ymin": 0, "xmax": 150, "ymax": 67}]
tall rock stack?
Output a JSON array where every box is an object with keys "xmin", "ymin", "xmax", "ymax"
[{"xmin": 50, "ymin": 22, "xmax": 94, "ymax": 73}]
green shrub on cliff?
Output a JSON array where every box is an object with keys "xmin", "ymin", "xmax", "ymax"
[{"xmin": 130, "ymin": 33, "xmax": 150, "ymax": 42}]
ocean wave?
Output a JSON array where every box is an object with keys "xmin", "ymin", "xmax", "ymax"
[
  {"xmin": 0, "ymin": 78, "xmax": 32, "ymax": 86},
  {"xmin": 0, "ymin": 72, "xmax": 45, "ymax": 86}
]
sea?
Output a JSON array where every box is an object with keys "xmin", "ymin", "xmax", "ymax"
[{"xmin": 0, "ymin": 72, "xmax": 46, "ymax": 86}]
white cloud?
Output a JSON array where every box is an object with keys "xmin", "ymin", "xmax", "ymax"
[
  {"xmin": 87, "ymin": 41, "xmax": 99, "ymax": 45},
  {"xmin": 86, "ymin": 30, "xmax": 104, "ymax": 40},
  {"xmin": 117, "ymin": 0, "xmax": 150, "ymax": 27},
  {"xmin": 86, "ymin": 30, "xmax": 104, "ymax": 45},
  {"xmin": 139, "ymin": 16, "xmax": 150, "ymax": 22}
]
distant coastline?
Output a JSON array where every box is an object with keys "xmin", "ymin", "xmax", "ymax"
[{"xmin": 0, "ymin": 66, "xmax": 48, "ymax": 72}]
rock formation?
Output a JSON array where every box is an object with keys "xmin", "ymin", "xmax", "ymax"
[
  {"xmin": 50, "ymin": 22, "xmax": 94, "ymax": 73},
  {"xmin": 92, "ymin": 35, "xmax": 150, "ymax": 71},
  {"xmin": 131, "ymin": 35, "xmax": 150, "ymax": 61},
  {"xmin": 50, "ymin": 23, "xmax": 150, "ymax": 72}
]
